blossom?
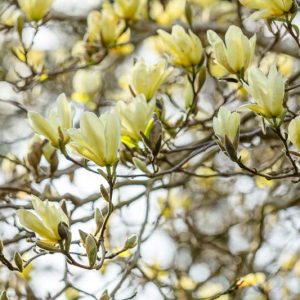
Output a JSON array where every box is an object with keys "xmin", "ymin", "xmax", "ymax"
[
  {"xmin": 68, "ymin": 111, "xmax": 121, "ymax": 167},
  {"xmin": 17, "ymin": 196, "xmax": 69, "ymax": 244},
  {"xmin": 213, "ymin": 106, "xmax": 240, "ymax": 148},
  {"xmin": 28, "ymin": 94, "xmax": 74, "ymax": 148},
  {"xmin": 157, "ymin": 25, "xmax": 203, "ymax": 68},
  {"xmin": 17, "ymin": 0, "xmax": 53, "ymax": 21},
  {"xmin": 130, "ymin": 60, "xmax": 171, "ymax": 100},
  {"xmin": 242, "ymin": 65, "xmax": 285, "ymax": 119},
  {"xmin": 116, "ymin": 94, "xmax": 155, "ymax": 146},
  {"xmin": 207, "ymin": 25, "xmax": 256, "ymax": 75},
  {"xmin": 288, "ymin": 116, "xmax": 300, "ymax": 150},
  {"xmin": 239, "ymin": 0, "xmax": 295, "ymax": 19}
]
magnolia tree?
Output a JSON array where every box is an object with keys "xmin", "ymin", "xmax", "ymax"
[{"xmin": 1, "ymin": 0, "xmax": 300, "ymax": 299}]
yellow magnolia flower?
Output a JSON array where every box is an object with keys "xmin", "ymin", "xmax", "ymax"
[
  {"xmin": 157, "ymin": 25, "xmax": 204, "ymax": 68},
  {"xmin": 72, "ymin": 69, "xmax": 102, "ymax": 106},
  {"xmin": 116, "ymin": 94, "xmax": 155, "ymax": 146},
  {"xmin": 150, "ymin": 0, "xmax": 186, "ymax": 26},
  {"xmin": 237, "ymin": 272, "xmax": 266, "ymax": 288},
  {"xmin": 87, "ymin": 3, "xmax": 131, "ymax": 49},
  {"xmin": 130, "ymin": 60, "xmax": 171, "ymax": 100},
  {"xmin": 242, "ymin": 65, "xmax": 285, "ymax": 119},
  {"xmin": 239, "ymin": 0, "xmax": 295, "ymax": 19},
  {"xmin": 288, "ymin": 116, "xmax": 300, "ymax": 150},
  {"xmin": 17, "ymin": 0, "xmax": 53, "ymax": 21},
  {"xmin": 114, "ymin": 0, "xmax": 140, "ymax": 20},
  {"xmin": 17, "ymin": 196, "xmax": 69, "ymax": 244},
  {"xmin": 68, "ymin": 111, "xmax": 120, "ymax": 167},
  {"xmin": 191, "ymin": 0, "xmax": 218, "ymax": 8},
  {"xmin": 28, "ymin": 94, "xmax": 74, "ymax": 148},
  {"xmin": 207, "ymin": 25, "xmax": 256, "ymax": 76},
  {"xmin": 197, "ymin": 283, "xmax": 229, "ymax": 300},
  {"xmin": 213, "ymin": 106, "xmax": 240, "ymax": 147}
]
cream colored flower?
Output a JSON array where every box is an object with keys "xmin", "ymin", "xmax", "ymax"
[
  {"xmin": 131, "ymin": 60, "xmax": 171, "ymax": 100},
  {"xmin": 72, "ymin": 69, "xmax": 102, "ymax": 105},
  {"xmin": 157, "ymin": 25, "xmax": 203, "ymax": 68},
  {"xmin": 28, "ymin": 94, "xmax": 74, "ymax": 148},
  {"xmin": 17, "ymin": 196, "xmax": 69, "ymax": 244},
  {"xmin": 116, "ymin": 94, "xmax": 155, "ymax": 146},
  {"xmin": 239, "ymin": 0, "xmax": 294, "ymax": 19},
  {"xmin": 87, "ymin": 2, "xmax": 130, "ymax": 48},
  {"xmin": 68, "ymin": 111, "xmax": 121, "ymax": 167},
  {"xmin": 288, "ymin": 116, "xmax": 300, "ymax": 150},
  {"xmin": 207, "ymin": 25, "xmax": 256, "ymax": 75},
  {"xmin": 18, "ymin": 0, "xmax": 53, "ymax": 21},
  {"xmin": 150, "ymin": 0, "xmax": 186, "ymax": 26},
  {"xmin": 242, "ymin": 65, "xmax": 285, "ymax": 119},
  {"xmin": 114, "ymin": 0, "xmax": 140, "ymax": 20},
  {"xmin": 237, "ymin": 272, "xmax": 266, "ymax": 288},
  {"xmin": 213, "ymin": 106, "xmax": 240, "ymax": 147}
]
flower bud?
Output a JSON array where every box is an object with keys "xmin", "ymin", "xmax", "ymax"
[{"xmin": 124, "ymin": 234, "xmax": 137, "ymax": 249}]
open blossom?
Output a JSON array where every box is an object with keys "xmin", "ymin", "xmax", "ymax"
[
  {"xmin": 28, "ymin": 94, "xmax": 74, "ymax": 148},
  {"xmin": 157, "ymin": 25, "xmax": 203, "ymax": 68},
  {"xmin": 207, "ymin": 25, "xmax": 256, "ymax": 75},
  {"xmin": 239, "ymin": 0, "xmax": 295, "ymax": 19},
  {"xmin": 72, "ymin": 69, "xmax": 102, "ymax": 105},
  {"xmin": 18, "ymin": 0, "xmax": 53, "ymax": 21},
  {"xmin": 242, "ymin": 65, "xmax": 285, "ymax": 119},
  {"xmin": 87, "ymin": 2, "xmax": 131, "ymax": 48},
  {"xmin": 213, "ymin": 106, "xmax": 240, "ymax": 148},
  {"xmin": 17, "ymin": 196, "xmax": 69, "ymax": 244},
  {"xmin": 288, "ymin": 116, "xmax": 300, "ymax": 150},
  {"xmin": 68, "ymin": 111, "xmax": 121, "ymax": 167},
  {"xmin": 131, "ymin": 60, "xmax": 171, "ymax": 100},
  {"xmin": 116, "ymin": 94, "xmax": 155, "ymax": 147},
  {"xmin": 114, "ymin": 0, "xmax": 140, "ymax": 20}
]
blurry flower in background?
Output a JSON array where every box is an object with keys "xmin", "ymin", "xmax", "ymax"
[
  {"xmin": 288, "ymin": 116, "xmax": 300, "ymax": 150},
  {"xmin": 242, "ymin": 65, "xmax": 285, "ymax": 120},
  {"xmin": 68, "ymin": 111, "xmax": 121, "ymax": 167},
  {"xmin": 207, "ymin": 25, "xmax": 256, "ymax": 76},
  {"xmin": 116, "ymin": 94, "xmax": 155, "ymax": 147},
  {"xmin": 17, "ymin": 0, "xmax": 53, "ymax": 22},
  {"xmin": 17, "ymin": 195, "xmax": 69, "ymax": 244},
  {"xmin": 157, "ymin": 25, "xmax": 203, "ymax": 68},
  {"xmin": 87, "ymin": 2, "xmax": 133, "ymax": 54},
  {"xmin": 237, "ymin": 272, "xmax": 266, "ymax": 288},
  {"xmin": 130, "ymin": 60, "xmax": 171, "ymax": 101},
  {"xmin": 239, "ymin": 0, "xmax": 295, "ymax": 19},
  {"xmin": 72, "ymin": 69, "xmax": 102, "ymax": 108},
  {"xmin": 150, "ymin": 0, "xmax": 186, "ymax": 26},
  {"xmin": 28, "ymin": 93, "xmax": 74, "ymax": 148},
  {"xmin": 114, "ymin": 0, "xmax": 140, "ymax": 21}
]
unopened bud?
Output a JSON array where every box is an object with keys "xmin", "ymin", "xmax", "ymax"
[
  {"xmin": 85, "ymin": 234, "xmax": 98, "ymax": 267},
  {"xmin": 58, "ymin": 222, "xmax": 69, "ymax": 240},
  {"xmin": 94, "ymin": 208, "xmax": 103, "ymax": 232},
  {"xmin": 0, "ymin": 291, "xmax": 8, "ymax": 300},
  {"xmin": 36, "ymin": 241, "xmax": 60, "ymax": 252},
  {"xmin": 100, "ymin": 185, "xmax": 110, "ymax": 202},
  {"xmin": 14, "ymin": 252, "xmax": 23, "ymax": 272},
  {"xmin": 133, "ymin": 158, "xmax": 151, "ymax": 175},
  {"xmin": 100, "ymin": 290, "xmax": 109, "ymax": 300},
  {"xmin": 124, "ymin": 234, "xmax": 137, "ymax": 249}
]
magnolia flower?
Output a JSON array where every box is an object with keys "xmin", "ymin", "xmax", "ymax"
[
  {"xmin": 157, "ymin": 25, "xmax": 204, "ymax": 68},
  {"xmin": 207, "ymin": 25, "xmax": 256, "ymax": 75},
  {"xmin": 288, "ymin": 116, "xmax": 300, "ymax": 150},
  {"xmin": 242, "ymin": 65, "xmax": 285, "ymax": 119},
  {"xmin": 72, "ymin": 69, "xmax": 102, "ymax": 105},
  {"xmin": 17, "ymin": 196, "xmax": 69, "ymax": 244},
  {"xmin": 131, "ymin": 60, "xmax": 171, "ymax": 100},
  {"xmin": 114, "ymin": 0, "xmax": 140, "ymax": 20},
  {"xmin": 68, "ymin": 111, "xmax": 121, "ymax": 167},
  {"xmin": 18, "ymin": 0, "xmax": 53, "ymax": 21},
  {"xmin": 239, "ymin": 0, "xmax": 295, "ymax": 19},
  {"xmin": 87, "ymin": 3, "xmax": 129, "ymax": 47},
  {"xmin": 213, "ymin": 106, "xmax": 240, "ymax": 148},
  {"xmin": 150, "ymin": 0, "xmax": 185, "ymax": 26},
  {"xmin": 116, "ymin": 94, "xmax": 155, "ymax": 146},
  {"xmin": 28, "ymin": 94, "xmax": 74, "ymax": 148}
]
